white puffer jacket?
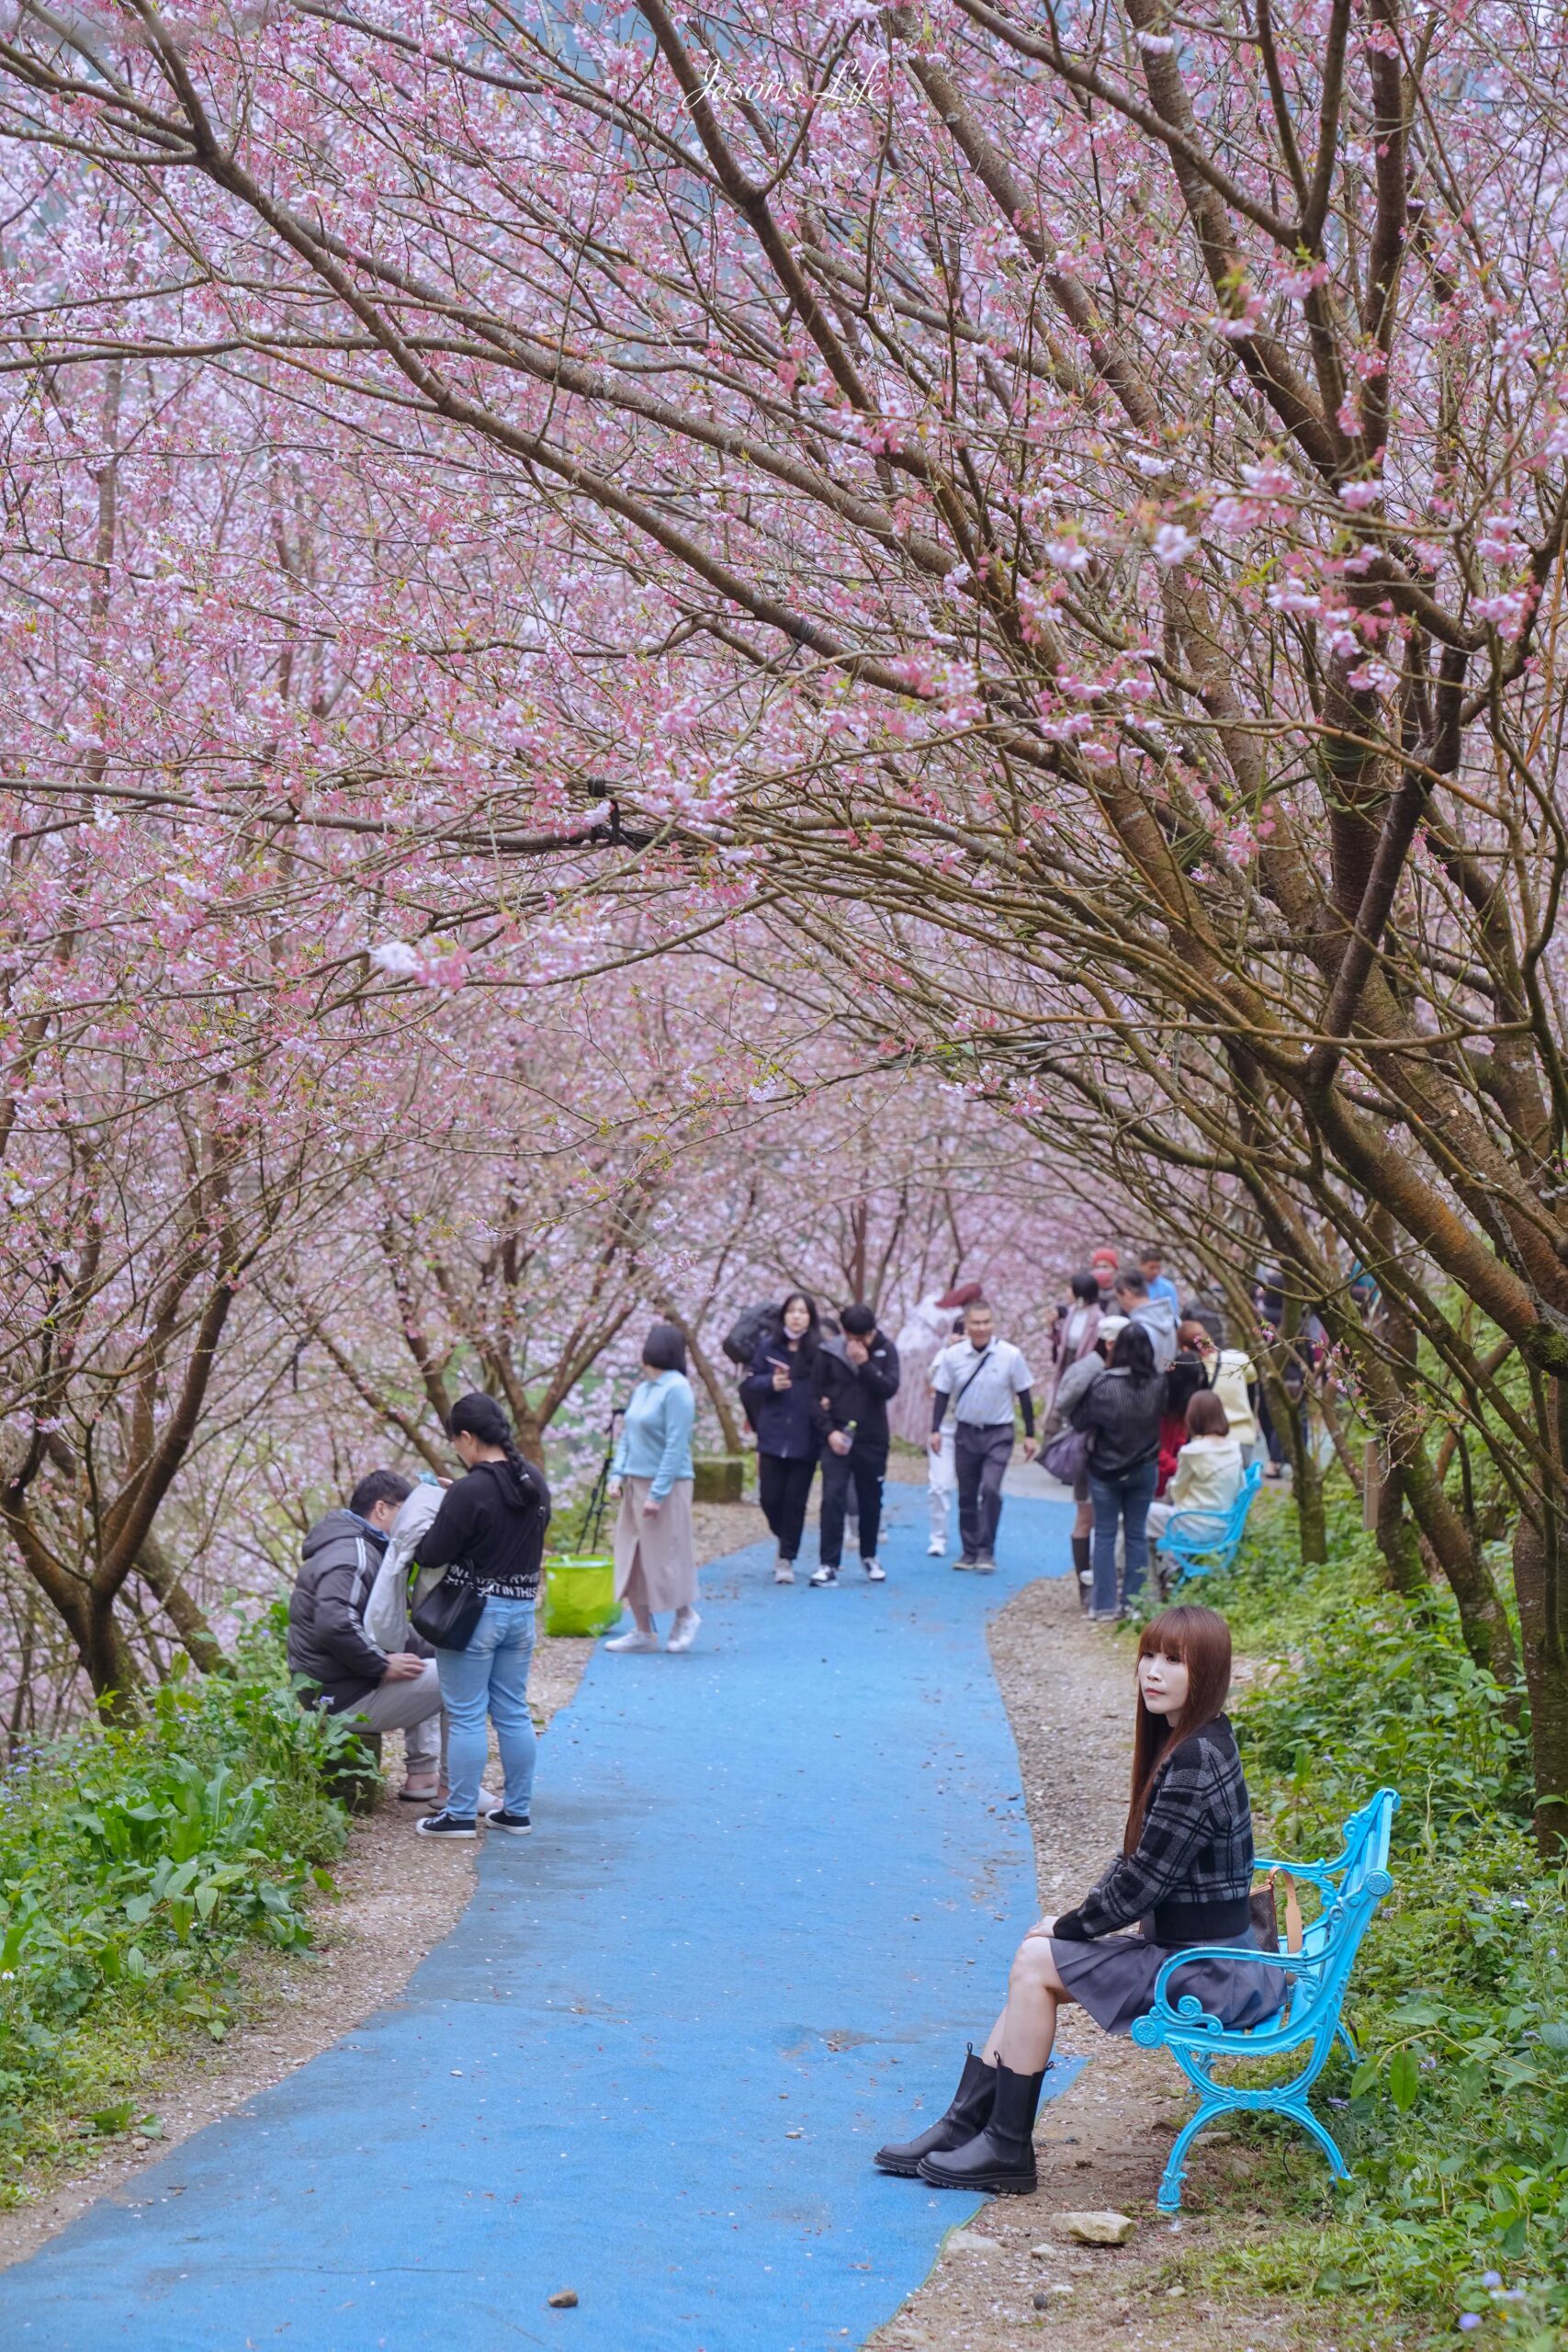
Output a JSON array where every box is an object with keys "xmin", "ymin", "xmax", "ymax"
[{"xmin": 363, "ymin": 1481, "xmax": 445, "ymax": 1653}]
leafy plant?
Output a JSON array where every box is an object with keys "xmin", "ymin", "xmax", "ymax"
[
  {"xmin": 1179, "ymin": 1491, "xmax": 1567, "ymax": 2339},
  {"xmin": 0, "ymin": 1616, "xmax": 364, "ymax": 2194}
]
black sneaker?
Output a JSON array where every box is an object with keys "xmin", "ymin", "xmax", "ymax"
[
  {"xmin": 809, "ymin": 1564, "xmax": 840, "ymax": 1587},
  {"xmin": 489, "ymin": 1810, "xmax": 532, "ymax": 1836},
  {"xmin": 416, "ymin": 1810, "xmax": 477, "ymax": 1838}
]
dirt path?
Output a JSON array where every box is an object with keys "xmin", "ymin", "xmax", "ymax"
[
  {"xmin": 869, "ymin": 1573, "xmax": 1307, "ymax": 2352},
  {"xmin": 0, "ymin": 1498, "xmax": 762, "ymax": 2270}
]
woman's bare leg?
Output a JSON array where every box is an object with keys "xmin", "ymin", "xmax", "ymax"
[{"xmin": 980, "ymin": 1933, "xmax": 1074, "ymax": 2073}]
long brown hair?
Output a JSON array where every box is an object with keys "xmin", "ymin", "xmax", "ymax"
[{"xmin": 1123, "ymin": 1605, "xmax": 1233, "ymax": 1852}]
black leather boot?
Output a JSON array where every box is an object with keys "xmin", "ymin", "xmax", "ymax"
[
  {"xmin": 916, "ymin": 2059, "xmax": 1045, "ymax": 2193},
  {"xmin": 874, "ymin": 2048, "xmax": 996, "ymax": 2177},
  {"xmin": 1070, "ymin": 1533, "xmax": 1092, "ymax": 1610}
]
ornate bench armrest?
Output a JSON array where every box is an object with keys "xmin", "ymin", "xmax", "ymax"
[{"xmin": 1131, "ymin": 1942, "xmax": 1308, "ymax": 2041}]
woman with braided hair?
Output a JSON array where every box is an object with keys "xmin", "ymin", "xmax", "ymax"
[{"xmin": 413, "ymin": 1393, "xmax": 551, "ymax": 1840}]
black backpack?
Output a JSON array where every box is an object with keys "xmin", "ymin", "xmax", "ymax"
[{"xmin": 723, "ymin": 1302, "xmax": 778, "ymax": 1369}]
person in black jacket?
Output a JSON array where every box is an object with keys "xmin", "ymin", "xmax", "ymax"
[
  {"xmin": 874, "ymin": 1605, "xmax": 1280, "ymax": 2196},
  {"xmin": 740, "ymin": 1293, "xmax": 823, "ymax": 1585},
  {"xmin": 809, "ymin": 1304, "xmax": 900, "ymax": 1588},
  {"xmin": 1069, "ymin": 1323, "xmax": 1166, "ymax": 1620},
  {"xmin": 412, "ymin": 1394, "xmax": 551, "ymax": 1841},
  {"xmin": 288, "ymin": 1469, "xmax": 442, "ymax": 1801}
]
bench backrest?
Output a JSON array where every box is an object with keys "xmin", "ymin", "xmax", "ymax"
[{"xmin": 1280, "ymin": 1787, "xmax": 1398, "ymax": 2030}]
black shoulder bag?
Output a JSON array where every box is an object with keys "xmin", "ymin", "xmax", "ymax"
[{"xmin": 411, "ymin": 1565, "xmax": 485, "ymax": 1652}]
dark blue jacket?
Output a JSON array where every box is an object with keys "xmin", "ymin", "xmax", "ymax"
[{"xmin": 741, "ymin": 1334, "xmax": 823, "ymax": 1461}]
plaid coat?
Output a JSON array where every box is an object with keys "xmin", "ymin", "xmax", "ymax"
[{"xmin": 1055, "ymin": 1714, "xmax": 1255, "ymax": 1943}]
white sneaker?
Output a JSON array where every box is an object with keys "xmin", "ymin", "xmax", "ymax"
[
  {"xmin": 477, "ymin": 1787, "xmax": 503, "ymax": 1817},
  {"xmin": 773, "ymin": 1557, "xmax": 795, "ymax": 1584},
  {"xmin": 667, "ymin": 1607, "xmax": 702, "ymax": 1654},
  {"xmin": 604, "ymin": 1627, "xmax": 660, "ymax": 1652},
  {"xmin": 926, "ymin": 1538, "xmax": 946, "ymax": 1556},
  {"xmin": 862, "ymin": 1557, "xmax": 886, "ymax": 1582}
]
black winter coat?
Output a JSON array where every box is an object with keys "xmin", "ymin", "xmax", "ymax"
[
  {"xmin": 740, "ymin": 1334, "xmax": 823, "ymax": 1460},
  {"xmin": 420, "ymin": 1456, "xmax": 553, "ymax": 1600},
  {"xmin": 815, "ymin": 1333, "xmax": 901, "ymax": 1449},
  {"xmin": 288, "ymin": 1510, "xmax": 390, "ymax": 1711},
  {"xmin": 1069, "ymin": 1365, "xmax": 1167, "ymax": 1479}
]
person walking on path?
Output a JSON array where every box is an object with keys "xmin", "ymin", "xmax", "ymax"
[
  {"xmin": 1042, "ymin": 1313, "xmax": 1127, "ymax": 1608},
  {"xmin": 412, "ymin": 1394, "xmax": 551, "ymax": 1841},
  {"xmin": 1049, "ymin": 1271, "xmax": 1103, "ymax": 1396},
  {"xmin": 1114, "ymin": 1263, "xmax": 1178, "ymax": 1370},
  {"xmin": 809, "ymin": 1303, "xmax": 900, "ymax": 1587},
  {"xmin": 289, "ymin": 1469, "xmax": 444, "ymax": 1803},
  {"xmin": 1070, "ymin": 1324, "xmax": 1166, "ymax": 1617},
  {"xmin": 1089, "ymin": 1246, "xmax": 1121, "ymax": 1309},
  {"xmin": 930, "ymin": 1300, "xmax": 1036, "ymax": 1573},
  {"xmin": 605, "ymin": 1322, "xmax": 701, "ymax": 1654},
  {"xmin": 925, "ymin": 1313, "xmax": 967, "ymax": 1556},
  {"xmin": 1137, "ymin": 1246, "xmax": 1182, "ymax": 1318},
  {"xmin": 741, "ymin": 1293, "xmax": 823, "ymax": 1584},
  {"xmin": 874, "ymin": 1605, "xmax": 1280, "ymax": 2195}
]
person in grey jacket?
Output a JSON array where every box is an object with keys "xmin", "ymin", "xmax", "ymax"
[
  {"xmin": 1113, "ymin": 1265, "xmax": 1178, "ymax": 1370},
  {"xmin": 288, "ymin": 1469, "xmax": 443, "ymax": 1803},
  {"xmin": 1043, "ymin": 1315, "xmax": 1127, "ymax": 1606}
]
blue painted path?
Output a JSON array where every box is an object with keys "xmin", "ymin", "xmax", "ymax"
[{"xmin": 1, "ymin": 1485, "xmax": 1075, "ymax": 2351}]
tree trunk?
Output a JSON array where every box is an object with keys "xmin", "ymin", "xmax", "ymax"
[
  {"xmin": 79, "ymin": 1598, "xmax": 143, "ymax": 1722},
  {"xmin": 136, "ymin": 1535, "xmax": 226, "ymax": 1675},
  {"xmin": 1372, "ymin": 1459, "xmax": 1426, "ymax": 1598},
  {"xmin": 1513, "ymin": 1510, "xmax": 1568, "ymax": 1855}
]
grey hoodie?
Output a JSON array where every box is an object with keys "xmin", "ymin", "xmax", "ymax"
[{"xmin": 1129, "ymin": 1295, "xmax": 1179, "ymax": 1372}]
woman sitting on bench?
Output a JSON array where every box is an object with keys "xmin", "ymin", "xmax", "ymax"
[{"xmin": 874, "ymin": 1604, "xmax": 1282, "ymax": 2195}]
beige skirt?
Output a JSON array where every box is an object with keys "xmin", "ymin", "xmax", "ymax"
[{"xmin": 613, "ymin": 1476, "xmax": 698, "ymax": 1613}]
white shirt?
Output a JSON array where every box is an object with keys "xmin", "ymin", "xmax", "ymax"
[{"xmin": 931, "ymin": 1338, "xmax": 1034, "ymax": 1427}]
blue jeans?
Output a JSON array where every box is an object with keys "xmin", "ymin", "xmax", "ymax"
[
  {"xmin": 1089, "ymin": 1460, "xmax": 1158, "ymax": 1614},
  {"xmin": 435, "ymin": 1596, "xmax": 536, "ymax": 1820}
]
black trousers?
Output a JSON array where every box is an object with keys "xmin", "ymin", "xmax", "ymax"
[
  {"xmin": 758, "ymin": 1452, "xmax": 818, "ymax": 1562},
  {"xmin": 818, "ymin": 1441, "xmax": 888, "ymax": 1566},
  {"xmin": 953, "ymin": 1421, "xmax": 1014, "ymax": 1560}
]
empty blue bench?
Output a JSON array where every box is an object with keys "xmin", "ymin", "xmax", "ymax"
[
  {"xmin": 1130, "ymin": 1785, "xmax": 1399, "ymax": 2211},
  {"xmin": 1159, "ymin": 1459, "xmax": 1264, "ymax": 1579}
]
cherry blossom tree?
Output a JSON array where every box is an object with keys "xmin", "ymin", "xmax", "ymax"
[{"xmin": 1, "ymin": 0, "xmax": 1567, "ymax": 1827}]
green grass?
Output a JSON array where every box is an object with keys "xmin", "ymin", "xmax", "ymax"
[
  {"xmin": 0, "ymin": 1608, "xmax": 369, "ymax": 2199},
  {"xmin": 1162, "ymin": 1492, "xmax": 1565, "ymax": 2349}
]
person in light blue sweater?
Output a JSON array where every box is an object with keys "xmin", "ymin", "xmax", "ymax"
[{"xmin": 605, "ymin": 1323, "xmax": 701, "ymax": 1654}]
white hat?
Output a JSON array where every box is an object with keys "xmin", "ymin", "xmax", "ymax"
[{"xmin": 1097, "ymin": 1315, "xmax": 1130, "ymax": 1342}]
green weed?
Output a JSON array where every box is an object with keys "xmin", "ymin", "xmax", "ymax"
[
  {"xmin": 1175, "ymin": 1494, "xmax": 1564, "ymax": 2343},
  {"xmin": 0, "ymin": 1612, "xmax": 368, "ymax": 2197}
]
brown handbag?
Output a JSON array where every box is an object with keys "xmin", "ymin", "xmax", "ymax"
[{"xmin": 1249, "ymin": 1867, "xmax": 1303, "ymax": 1952}]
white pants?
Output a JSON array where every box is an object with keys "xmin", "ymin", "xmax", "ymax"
[
  {"xmin": 342, "ymin": 1660, "xmax": 442, "ymax": 1772},
  {"xmin": 928, "ymin": 1429, "xmax": 956, "ymax": 1546}
]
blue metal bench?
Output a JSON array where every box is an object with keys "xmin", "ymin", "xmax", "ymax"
[
  {"xmin": 1129, "ymin": 1785, "xmax": 1399, "ymax": 2211},
  {"xmin": 1159, "ymin": 1460, "xmax": 1264, "ymax": 1579}
]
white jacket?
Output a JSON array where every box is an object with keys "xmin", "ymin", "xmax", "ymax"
[
  {"xmin": 1167, "ymin": 1434, "xmax": 1245, "ymax": 1516},
  {"xmin": 1211, "ymin": 1350, "xmax": 1258, "ymax": 1446},
  {"xmin": 363, "ymin": 1481, "xmax": 445, "ymax": 1653}
]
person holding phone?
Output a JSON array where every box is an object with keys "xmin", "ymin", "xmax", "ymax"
[{"xmin": 741, "ymin": 1293, "xmax": 823, "ymax": 1584}]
